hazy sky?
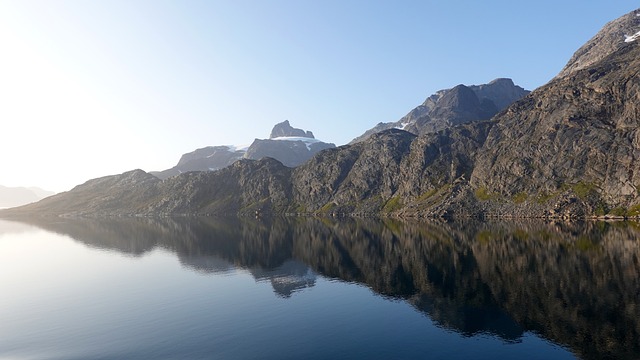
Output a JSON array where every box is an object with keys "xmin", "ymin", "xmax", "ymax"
[{"xmin": 0, "ymin": 1, "xmax": 636, "ymax": 192}]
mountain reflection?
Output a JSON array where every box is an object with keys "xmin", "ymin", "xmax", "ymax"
[{"xmin": 19, "ymin": 216, "xmax": 640, "ymax": 360}]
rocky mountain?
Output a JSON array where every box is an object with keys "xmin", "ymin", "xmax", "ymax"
[
  {"xmin": 270, "ymin": 119, "xmax": 314, "ymax": 138},
  {"xmin": 557, "ymin": 9, "xmax": 640, "ymax": 78},
  {"xmin": 0, "ymin": 185, "xmax": 55, "ymax": 208},
  {"xmin": 151, "ymin": 120, "xmax": 334, "ymax": 179},
  {"xmin": 3, "ymin": 9, "xmax": 640, "ymax": 219},
  {"xmin": 151, "ymin": 145, "xmax": 246, "ymax": 179},
  {"xmin": 350, "ymin": 78, "xmax": 529, "ymax": 144}
]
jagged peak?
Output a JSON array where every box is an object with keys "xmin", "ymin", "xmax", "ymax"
[{"xmin": 269, "ymin": 120, "xmax": 315, "ymax": 139}]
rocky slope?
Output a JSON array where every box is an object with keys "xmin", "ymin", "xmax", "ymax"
[
  {"xmin": 350, "ymin": 78, "xmax": 529, "ymax": 144},
  {"xmin": 470, "ymin": 37, "xmax": 640, "ymax": 218},
  {"xmin": 152, "ymin": 120, "xmax": 334, "ymax": 179},
  {"xmin": 557, "ymin": 9, "xmax": 640, "ymax": 78},
  {"xmin": 151, "ymin": 145, "xmax": 245, "ymax": 179},
  {"xmin": 3, "ymin": 158, "xmax": 294, "ymax": 217}
]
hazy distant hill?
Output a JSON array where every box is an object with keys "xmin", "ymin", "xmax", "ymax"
[
  {"xmin": 0, "ymin": 186, "xmax": 55, "ymax": 208},
  {"xmin": 151, "ymin": 120, "xmax": 335, "ymax": 179}
]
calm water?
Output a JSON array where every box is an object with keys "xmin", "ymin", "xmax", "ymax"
[{"xmin": 0, "ymin": 217, "xmax": 638, "ymax": 360}]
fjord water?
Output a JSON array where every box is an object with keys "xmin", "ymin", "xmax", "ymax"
[{"xmin": 0, "ymin": 218, "xmax": 638, "ymax": 360}]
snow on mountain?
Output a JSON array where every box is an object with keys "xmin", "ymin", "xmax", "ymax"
[
  {"xmin": 625, "ymin": 30, "xmax": 640, "ymax": 42},
  {"xmin": 270, "ymin": 136, "xmax": 324, "ymax": 150},
  {"xmin": 221, "ymin": 144, "xmax": 251, "ymax": 153}
]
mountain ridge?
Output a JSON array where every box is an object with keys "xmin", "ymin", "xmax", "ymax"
[{"xmin": 350, "ymin": 78, "xmax": 529, "ymax": 144}]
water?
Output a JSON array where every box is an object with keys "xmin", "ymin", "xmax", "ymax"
[{"xmin": 0, "ymin": 217, "xmax": 638, "ymax": 359}]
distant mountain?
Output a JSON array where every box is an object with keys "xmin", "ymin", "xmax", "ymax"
[
  {"xmin": 151, "ymin": 145, "xmax": 246, "ymax": 180},
  {"xmin": 269, "ymin": 120, "xmax": 314, "ymax": 138},
  {"xmin": 350, "ymin": 78, "xmax": 529, "ymax": 144},
  {"xmin": 0, "ymin": 186, "xmax": 54, "ymax": 208},
  {"xmin": 151, "ymin": 120, "xmax": 335, "ymax": 179}
]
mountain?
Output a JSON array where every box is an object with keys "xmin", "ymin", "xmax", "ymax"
[
  {"xmin": 3, "ymin": 9, "xmax": 640, "ymax": 219},
  {"xmin": 557, "ymin": 9, "xmax": 640, "ymax": 78},
  {"xmin": 270, "ymin": 119, "xmax": 314, "ymax": 138},
  {"xmin": 151, "ymin": 145, "xmax": 246, "ymax": 179},
  {"xmin": 151, "ymin": 120, "xmax": 335, "ymax": 179},
  {"xmin": 0, "ymin": 185, "xmax": 55, "ymax": 208},
  {"xmin": 350, "ymin": 78, "xmax": 529, "ymax": 144}
]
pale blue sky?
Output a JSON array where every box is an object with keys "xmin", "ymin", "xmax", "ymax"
[{"xmin": 0, "ymin": 1, "xmax": 636, "ymax": 192}]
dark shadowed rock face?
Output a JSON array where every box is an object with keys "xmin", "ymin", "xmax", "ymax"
[
  {"xmin": 269, "ymin": 120, "xmax": 314, "ymax": 139},
  {"xmin": 350, "ymin": 78, "xmax": 528, "ymax": 144},
  {"xmin": 557, "ymin": 8, "xmax": 640, "ymax": 78}
]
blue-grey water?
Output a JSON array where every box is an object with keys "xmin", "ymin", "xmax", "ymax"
[{"xmin": 0, "ymin": 217, "xmax": 638, "ymax": 359}]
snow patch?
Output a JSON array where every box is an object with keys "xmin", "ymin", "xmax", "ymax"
[
  {"xmin": 395, "ymin": 121, "xmax": 411, "ymax": 130},
  {"xmin": 270, "ymin": 136, "xmax": 323, "ymax": 151},
  {"xmin": 224, "ymin": 144, "xmax": 250, "ymax": 152},
  {"xmin": 625, "ymin": 30, "xmax": 640, "ymax": 43}
]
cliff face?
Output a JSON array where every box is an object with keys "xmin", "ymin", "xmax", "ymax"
[{"xmin": 471, "ymin": 41, "xmax": 640, "ymax": 217}]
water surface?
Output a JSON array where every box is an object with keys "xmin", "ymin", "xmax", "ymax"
[{"xmin": 1, "ymin": 217, "xmax": 638, "ymax": 359}]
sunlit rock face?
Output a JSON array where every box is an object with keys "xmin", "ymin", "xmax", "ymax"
[
  {"xmin": 350, "ymin": 78, "xmax": 529, "ymax": 144},
  {"xmin": 556, "ymin": 8, "xmax": 640, "ymax": 78}
]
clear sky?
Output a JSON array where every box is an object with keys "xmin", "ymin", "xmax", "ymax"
[{"xmin": 0, "ymin": 1, "xmax": 636, "ymax": 192}]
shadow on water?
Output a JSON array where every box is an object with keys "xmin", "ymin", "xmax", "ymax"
[{"xmin": 12, "ymin": 216, "xmax": 640, "ymax": 360}]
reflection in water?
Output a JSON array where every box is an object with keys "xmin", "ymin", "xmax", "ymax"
[{"xmin": 20, "ymin": 216, "xmax": 640, "ymax": 360}]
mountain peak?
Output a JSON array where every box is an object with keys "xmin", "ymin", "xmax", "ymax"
[
  {"xmin": 269, "ymin": 120, "xmax": 315, "ymax": 139},
  {"xmin": 557, "ymin": 8, "xmax": 640, "ymax": 78}
]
